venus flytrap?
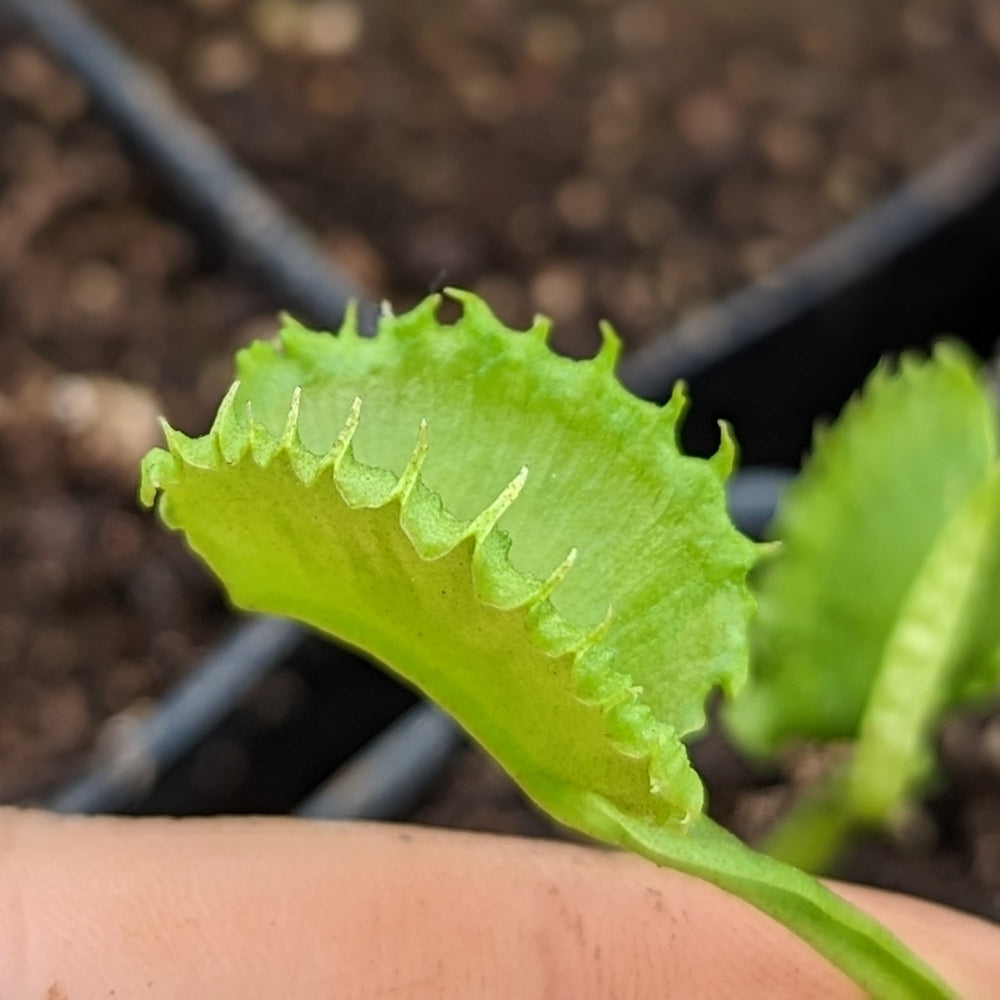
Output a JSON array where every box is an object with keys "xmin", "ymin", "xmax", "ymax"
[
  {"xmin": 727, "ymin": 345, "xmax": 1000, "ymax": 874},
  {"xmin": 140, "ymin": 290, "xmax": 957, "ymax": 999}
]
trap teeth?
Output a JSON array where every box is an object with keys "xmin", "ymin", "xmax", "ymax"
[
  {"xmin": 468, "ymin": 466, "xmax": 529, "ymax": 541},
  {"xmin": 395, "ymin": 420, "xmax": 430, "ymax": 501},
  {"xmin": 531, "ymin": 547, "xmax": 578, "ymax": 605}
]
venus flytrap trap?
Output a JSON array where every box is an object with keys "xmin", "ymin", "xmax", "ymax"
[
  {"xmin": 727, "ymin": 344, "xmax": 1000, "ymax": 875},
  {"xmin": 140, "ymin": 290, "xmax": 956, "ymax": 999}
]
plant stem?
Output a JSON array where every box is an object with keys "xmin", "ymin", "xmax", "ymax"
[{"xmin": 571, "ymin": 794, "xmax": 957, "ymax": 1000}]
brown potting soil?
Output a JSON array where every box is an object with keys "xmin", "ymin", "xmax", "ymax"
[{"xmin": 1, "ymin": 0, "xmax": 999, "ymax": 920}]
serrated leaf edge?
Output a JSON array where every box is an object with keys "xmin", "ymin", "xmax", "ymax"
[
  {"xmin": 140, "ymin": 292, "xmax": 757, "ymax": 822},
  {"xmin": 142, "ymin": 386, "xmax": 712, "ymax": 822}
]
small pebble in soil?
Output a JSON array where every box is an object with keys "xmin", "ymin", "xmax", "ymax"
[
  {"xmin": 524, "ymin": 14, "xmax": 583, "ymax": 69},
  {"xmin": 299, "ymin": 1, "xmax": 364, "ymax": 57},
  {"xmin": 191, "ymin": 35, "xmax": 259, "ymax": 92},
  {"xmin": 47, "ymin": 374, "xmax": 162, "ymax": 487},
  {"xmin": 612, "ymin": 3, "xmax": 669, "ymax": 51},
  {"xmin": 623, "ymin": 196, "xmax": 680, "ymax": 248},
  {"xmin": 0, "ymin": 45, "xmax": 86, "ymax": 124},
  {"xmin": 674, "ymin": 88, "xmax": 743, "ymax": 159},
  {"xmin": 553, "ymin": 176, "xmax": 610, "ymax": 232},
  {"xmin": 757, "ymin": 117, "xmax": 824, "ymax": 176},
  {"xmin": 530, "ymin": 261, "xmax": 587, "ymax": 326},
  {"xmin": 67, "ymin": 261, "xmax": 126, "ymax": 318}
]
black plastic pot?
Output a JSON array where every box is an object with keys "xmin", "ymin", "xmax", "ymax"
[
  {"xmin": 620, "ymin": 122, "xmax": 1000, "ymax": 465},
  {"xmin": 9, "ymin": 0, "xmax": 1000, "ymax": 820}
]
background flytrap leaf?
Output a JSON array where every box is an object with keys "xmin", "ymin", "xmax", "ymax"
[
  {"xmin": 727, "ymin": 344, "xmax": 1000, "ymax": 757},
  {"xmin": 726, "ymin": 344, "xmax": 1000, "ymax": 871},
  {"xmin": 140, "ymin": 292, "xmax": 956, "ymax": 999}
]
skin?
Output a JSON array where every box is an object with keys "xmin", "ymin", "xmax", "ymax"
[{"xmin": 0, "ymin": 809, "xmax": 997, "ymax": 999}]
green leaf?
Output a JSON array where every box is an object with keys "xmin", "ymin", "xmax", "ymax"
[
  {"xmin": 142, "ymin": 290, "xmax": 757, "ymax": 827},
  {"xmin": 727, "ymin": 344, "xmax": 1000, "ymax": 756}
]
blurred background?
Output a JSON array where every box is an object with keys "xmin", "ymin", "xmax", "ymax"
[{"xmin": 3, "ymin": 0, "xmax": 1000, "ymax": 912}]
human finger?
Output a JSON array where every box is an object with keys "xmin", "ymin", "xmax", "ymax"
[{"xmin": 0, "ymin": 808, "xmax": 995, "ymax": 998}]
